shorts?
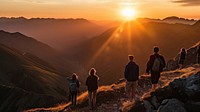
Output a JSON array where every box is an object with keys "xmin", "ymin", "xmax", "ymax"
[
  {"xmin": 151, "ymin": 71, "xmax": 160, "ymax": 84},
  {"xmin": 125, "ymin": 81, "xmax": 137, "ymax": 93}
]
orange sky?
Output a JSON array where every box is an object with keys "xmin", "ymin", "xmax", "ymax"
[{"xmin": 0, "ymin": 0, "xmax": 200, "ymax": 20}]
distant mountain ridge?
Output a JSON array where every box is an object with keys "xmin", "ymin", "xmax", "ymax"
[
  {"xmin": 0, "ymin": 17, "xmax": 107, "ymax": 50},
  {"xmin": 137, "ymin": 16, "xmax": 198, "ymax": 25}
]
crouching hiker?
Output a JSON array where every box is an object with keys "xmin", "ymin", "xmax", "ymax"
[{"xmin": 66, "ymin": 73, "xmax": 80, "ymax": 106}]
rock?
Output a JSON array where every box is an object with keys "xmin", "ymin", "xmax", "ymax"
[
  {"xmin": 143, "ymin": 100, "xmax": 154, "ymax": 112},
  {"xmin": 169, "ymin": 78, "xmax": 188, "ymax": 101},
  {"xmin": 185, "ymin": 72, "xmax": 200, "ymax": 99},
  {"xmin": 151, "ymin": 96, "xmax": 160, "ymax": 109},
  {"xmin": 157, "ymin": 99, "xmax": 186, "ymax": 112},
  {"xmin": 166, "ymin": 59, "xmax": 178, "ymax": 70},
  {"xmin": 115, "ymin": 78, "xmax": 126, "ymax": 84},
  {"xmin": 177, "ymin": 44, "xmax": 199, "ymax": 67},
  {"xmin": 185, "ymin": 101, "xmax": 200, "ymax": 112},
  {"xmin": 169, "ymin": 72, "xmax": 200, "ymax": 100}
]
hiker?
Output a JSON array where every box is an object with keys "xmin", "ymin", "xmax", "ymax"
[
  {"xmin": 66, "ymin": 73, "xmax": 80, "ymax": 106},
  {"xmin": 86, "ymin": 68, "xmax": 99, "ymax": 109},
  {"xmin": 146, "ymin": 46, "xmax": 166, "ymax": 90},
  {"xmin": 124, "ymin": 55, "xmax": 139, "ymax": 102},
  {"xmin": 197, "ymin": 46, "xmax": 200, "ymax": 64},
  {"xmin": 178, "ymin": 48, "xmax": 187, "ymax": 69}
]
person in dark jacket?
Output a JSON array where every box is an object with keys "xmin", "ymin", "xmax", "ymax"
[
  {"xmin": 86, "ymin": 68, "xmax": 99, "ymax": 109},
  {"xmin": 66, "ymin": 73, "xmax": 80, "ymax": 106},
  {"xmin": 179, "ymin": 48, "xmax": 187, "ymax": 69},
  {"xmin": 124, "ymin": 55, "xmax": 139, "ymax": 101},
  {"xmin": 197, "ymin": 46, "xmax": 200, "ymax": 64},
  {"xmin": 146, "ymin": 46, "xmax": 166, "ymax": 90}
]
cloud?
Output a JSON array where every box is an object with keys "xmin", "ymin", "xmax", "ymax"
[
  {"xmin": 12, "ymin": 0, "xmax": 44, "ymax": 4},
  {"xmin": 172, "ymin": 0, "xmax": 200, "ymax": 6},
  {"xmin": 11, "ymin": 0, "xmax": 68, "ymax": 4}
]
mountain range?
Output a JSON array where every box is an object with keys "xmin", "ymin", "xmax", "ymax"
[
  {"xmin": 0, "ymin": 17, "xmax": 108, "ymax": 50},
  {"xmin": 136, "ymin": 16, "xmax": 197, "ymax": 25}
]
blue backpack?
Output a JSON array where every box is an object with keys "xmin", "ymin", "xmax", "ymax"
[{"xmin": 69, "ymin": 80, "xmax": 77, "ymax": 92}]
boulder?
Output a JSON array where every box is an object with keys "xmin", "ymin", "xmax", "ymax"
[
  {"xmin": 185, "ymin": 72, "xmax": 200, "ymax": 100},
  {"xmin": 185, "ymin": 101, "xmax": 200, "ymax": 112},
  {"xmin": 169, "ymin": 78, "xmax": 188, "ymax": 102},
  {"xmin": 157, "ymin": 99, "xmax": 186, "ymax": 112},
  {"xmin": 151, "ymin": 96, "xmax": 160, "ymax": 109},
  {"xmin": 174, "ymin": 44, "xmax": 199, "ymax": 67},
  {"xmin": 167, "ymin": 42, "xmax": 200, "ymax": 70},
  {"xmin": 166, "ymin": 59, "xmax": 178, "ymax": 70},
  {"xmin": 143, "ymin": 100, "xmax": 156, "ymax": 112}
]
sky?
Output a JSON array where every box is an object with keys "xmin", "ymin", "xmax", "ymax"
[{"xmin": 0, "ymin": 0, "xmax": 200, "ymax": 20}]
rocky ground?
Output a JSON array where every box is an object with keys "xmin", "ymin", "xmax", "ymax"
[
  {"xmin": 26, "ymin": 64, "xmax": 200, "ymax": 112},
  {"xmin": 130, "ymin": 64, "xmax": 200, "ymax": 112}
]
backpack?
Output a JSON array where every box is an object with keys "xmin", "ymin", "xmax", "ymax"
[
  {"xmin": 69, "ymin": 80, "xmax": 77, "ymax": 92},
  {"xmin": 152, "ymin": 56, "xmax": 163, "ymax": 72}
]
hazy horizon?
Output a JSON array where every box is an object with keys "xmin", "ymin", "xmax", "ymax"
[
  {"xmin": 1, "ymin": 0, "xmax": 200, "ymax": 20},
  {"xmin": 0, "ymin": 16, "xmax": 199, "ymax": 22}
]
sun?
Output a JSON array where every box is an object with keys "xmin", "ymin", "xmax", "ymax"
[{"xmin": 121, "ymin": 8, "xmax": 137, "ymax": 20}]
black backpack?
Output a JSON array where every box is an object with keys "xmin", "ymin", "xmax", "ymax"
[{"xmin": 152, "ymin": 56, "xmax": 164, "ymax": 72}]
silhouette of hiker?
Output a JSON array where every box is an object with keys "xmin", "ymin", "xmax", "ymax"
[
  {"xmin": 179, "ymin": 48, "xmax": 187, "ymax": 69},
  {"xmin": 197, "ymin": 46, "xmax": 200, "ymax": 64},
  {"xmin": 124, "ymin": 55, "xmax": 139, "ymax": 102},
  {"xmin": 86, "ymin": 68, "xmax": 99, "ymax": 110},
  {"xmin": 146, "ymin": 46, "xmax": 166, "ymax": 90},
  {"xmin": 66, "ymin": 73, "xmax": 80, "ymax": 106}
]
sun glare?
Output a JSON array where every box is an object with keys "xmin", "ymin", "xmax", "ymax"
[{"xmin": 121, "ymin": 8, "xmax": 137, "ymax": 20}]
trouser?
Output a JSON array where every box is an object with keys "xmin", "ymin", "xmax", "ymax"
[
  {"xmin": 151, "ymin": 71, "xmax": 160, "ymax": 84},
  {"xmin": 88, "ymin": 90, "xmax": 97, "ymax": 108},
  {"xmin": 70, "ymin": 91, "xmax": 77, "ymax": 106},
  {"xmin": 125, "ymin": 81, "xmax": 138, "ymax": 100}
]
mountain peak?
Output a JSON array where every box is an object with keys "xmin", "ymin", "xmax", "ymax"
[
  {"xmin": 163, "ymin": 16, "xmax": 179, "ymax": 20},
  {"xmin": 162, "ymin": 16, "xmax": 197, "ymax": 25},
  {"xmin": 0, "ymin": 30, "xmax": 34, "ymax": 40},
  {"xmin": 193, "ymin": 20, "xmax": 200, "ymax": 26}
]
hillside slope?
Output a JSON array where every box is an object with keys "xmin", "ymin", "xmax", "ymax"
[
  {"xmin": 0, "ymin": 30, "xmax": 72, "ymax": 72},
  {"xmin": 0, "ymin": 44, "xmax": 69, "ymax": 111}
]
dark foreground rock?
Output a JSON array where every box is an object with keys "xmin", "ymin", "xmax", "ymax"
[
  {"xmin": 157, "ymin": 99, "xmax": 186, "ymax": 112},
  {"xmin": 130, "ymin": 71, "xmax": 200, "ymax": 112}
]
